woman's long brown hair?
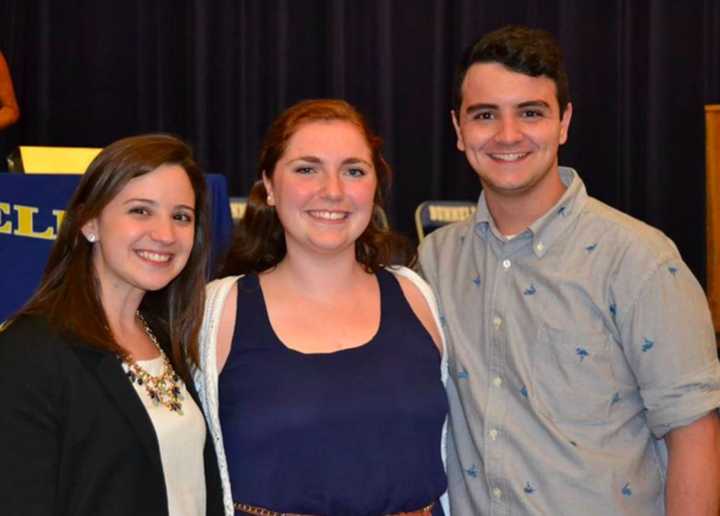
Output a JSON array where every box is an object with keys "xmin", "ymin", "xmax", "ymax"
[{"xmin": 13, "ymin": 134, "xmax": 210, "ymax": 383}]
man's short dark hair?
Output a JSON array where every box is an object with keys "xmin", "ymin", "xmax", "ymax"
[{"xmin": 453, "ymin": 25, "xmax": 570, "ymax": 117}]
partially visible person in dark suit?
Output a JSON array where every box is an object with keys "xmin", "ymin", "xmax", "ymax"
[
  {"xmin": 0, "ymin": 134, "xmax": 224, "ymax": 516},
  {"xmin": 0, "ymin": 51, "xmax": 19, "ymax": 131}
]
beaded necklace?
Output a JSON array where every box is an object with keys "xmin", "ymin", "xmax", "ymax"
[{"xmin": 124, "ymin": 312, "xmax": 184, "ymax": 415}]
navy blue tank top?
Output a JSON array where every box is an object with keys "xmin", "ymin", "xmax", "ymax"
[{"xmin": 218, "ymin": 269, "xmax": 448, "ymax": 515}]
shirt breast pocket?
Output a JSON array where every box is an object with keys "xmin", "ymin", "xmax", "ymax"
[{"xmin": 530, "ymin": 324, "xmax": 616, "ymax": 424}]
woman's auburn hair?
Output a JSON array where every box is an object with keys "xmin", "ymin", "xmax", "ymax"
[
  {"xmin": 12, "ymin": 133, "xmax": 210, "ymax": 383},
  {"xmin": 221, "ymin": 98, "xmax": 415, "ymax": 276}
]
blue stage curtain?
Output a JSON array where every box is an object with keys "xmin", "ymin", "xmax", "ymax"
[{"xmin": 1, "ymin": 0, "xmax": 718, "ymax": 285}]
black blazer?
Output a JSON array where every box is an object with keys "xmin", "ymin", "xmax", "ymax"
[{"xmin": 0, "ymin": 315, "xmax": 224, "ymax": 516}]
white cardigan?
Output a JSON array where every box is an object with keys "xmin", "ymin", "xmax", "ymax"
[{"xmin": 193, "ymin": 266, "xmax": 449, "ymax": 516}]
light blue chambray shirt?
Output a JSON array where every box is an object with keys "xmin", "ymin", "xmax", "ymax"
[{"xmin": 418, "ymin": 167, "xmax": 720, "ymax": 516}]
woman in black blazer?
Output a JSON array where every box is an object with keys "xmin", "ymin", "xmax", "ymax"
[{"xmin": 0, "ymin": 134, "xmax": 224, "ymax": 516}]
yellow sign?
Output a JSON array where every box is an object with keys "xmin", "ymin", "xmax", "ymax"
[
  {"xmin": 230, "ymin": 198, "xmax": 247, "ymax": 221},
  {"xmin": 16, "ymin": 146, "xmax": 101, "ymax": 174},
  {"xmin": 428, "ymin": 205, "xmax": 476, "ymax": 223}
]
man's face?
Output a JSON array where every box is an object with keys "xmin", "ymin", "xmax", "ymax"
[{"xmin": 452, "ymin": 62, "xmax": 572, "ymax": 202}]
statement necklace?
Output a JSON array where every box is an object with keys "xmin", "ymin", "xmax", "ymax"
[{"xmin": 123, "ymin": 312, "xmax": 184, "ymax": 415}]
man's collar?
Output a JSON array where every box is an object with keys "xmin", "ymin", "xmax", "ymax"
[{"xmin": 473, "ymin": 167, "xmax": 588, "ymax": 257}]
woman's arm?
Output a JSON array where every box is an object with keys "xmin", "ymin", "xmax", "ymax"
[
  {"xmin": 391, "ymin": 266, "xmax": 451, "ymax": 515},
  {"xmin": 0, "ymin": 52, "xmax": 20, "ymax": 130},
  {"xmin": 196, "ymin": 276, "xmax": 241, "ymax": 515},
  {"xmin": 215, "ymin": 282, "xmax": 238, "ymax": 371},
  {"xmin": 392, "ymin": 266, "xmax": 444, "ymax": 354},
  {"xmin": 665, "ymin": 411, "xmax": 720, "ymax": 516}
]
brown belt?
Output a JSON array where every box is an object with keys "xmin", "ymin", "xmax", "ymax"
[{"xmin": 234, "ymin": 501, "xmax": 434, "ymax": 516}]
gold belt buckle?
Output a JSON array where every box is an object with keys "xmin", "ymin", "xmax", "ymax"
[{"xmin": 389, "ymin": 501, "xmax": 434, "ymax": 515}]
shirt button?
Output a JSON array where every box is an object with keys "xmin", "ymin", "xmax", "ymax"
[
  {"xmin": 493, "ymin": 316, "xmax": 503, "ymax": 328},
  {"xmin": 536, "ymin": 242, "xmax": 544, "ymax": 252},
  {"xmin": 493, "ymin": 376, "xmax": 503, "ymax": 387},
  {"xmin": 502, "ymin": 259, "xmax": 511, "ymax": 269},
  {"xmin": 489, "ymin": 429, "xmax": 498, "ymax": 440},
  {"xmin": 493, "ymin": 487, "xmax": 503, "ymax": 498}
]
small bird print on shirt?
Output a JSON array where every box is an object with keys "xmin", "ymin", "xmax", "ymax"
[
  {"xmin": 465, "ymin": 465, "xmax": 479, "ymax": 478},
  {"xmin": 668, "ymin": 265, "xmax": 678, "ymax": 276},
  {"xmin": 622, "ymin": 482, "xmax": 633, "ymax": 497},
  {"xmin": 585, "ymin": 243, "xmax": 598, "ymax": 252},
  {"xmin": 523, "ymin": 284, "xmax": 536, "ymax": 296},
  {"xmin": 524, "ymin": 482, "xmax": 535, "ymax": 494},
  {"xmin": 642, "ymin": 338, "xmax": 655, "ymax": 352},
  {"xmin": 576, "ymin": 347, "xmax": 589, "ymax": 362}
]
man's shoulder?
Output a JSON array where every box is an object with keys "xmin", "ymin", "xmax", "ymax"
[
  {"xmin": 418, "ymin": 217, "xmax": 475, "ymax": 271},
  {"xmin": 420, "ymin": 217, "xmax": 476, "ymax": 254},
  {"xmin": 578, "ymin": 196, "xmax": 681, "ymax": 264},
  {"xmin": 416, "ymin": 219, "xmax": 472, "ymax": 285}
]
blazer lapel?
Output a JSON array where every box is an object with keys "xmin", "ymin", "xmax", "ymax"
[{"xmin": 75, "ymin": 346, "xmax": 163, "ymax": 471}]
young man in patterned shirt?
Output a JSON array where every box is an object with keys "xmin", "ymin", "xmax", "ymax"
[{"xmin": 419, "ymin": 25, "xmax": 720, "ymax": 516}]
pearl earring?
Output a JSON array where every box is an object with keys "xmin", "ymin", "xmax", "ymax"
[{"xmin": 87, "ymin": 233, "xmax": 96, "ymax": 243}]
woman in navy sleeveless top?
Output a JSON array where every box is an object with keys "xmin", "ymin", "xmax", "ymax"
[{"xmin": 198, "ymin": 99, "xmax": 448, "ymax": 516}]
